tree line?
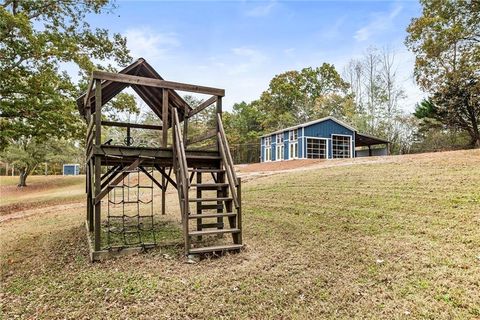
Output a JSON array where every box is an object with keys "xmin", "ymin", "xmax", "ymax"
[{"xmin": 1, "ymin": 0, "xmax": 478, "ymax": 186}]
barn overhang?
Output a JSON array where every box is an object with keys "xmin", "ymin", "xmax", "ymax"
[{"xmin": 355, "ymin": 132, "xmax": 389, "ymax": 147}]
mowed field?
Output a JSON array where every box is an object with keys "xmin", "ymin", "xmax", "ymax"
[{"xmin": 1, "ymin": 150, "xmax": 479, "ymax": 319}]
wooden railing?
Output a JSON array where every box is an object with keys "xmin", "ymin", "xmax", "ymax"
[
  {"xmin": 86, "ymin": 115, "xmax": 95, "ymax": 156},
  {"xmin": 172, "ymin": 108, "xmax": 191, "ymax": 253},
  {"xmin": 217, "ymin": 114, "xmax": 239, "ymax": 208}
]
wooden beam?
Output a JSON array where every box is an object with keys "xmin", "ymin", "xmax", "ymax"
[
  {"xmin": 93, "ymin": 70, "xmax": 225, "ymax": 96},
  {"xmin": 162, "ymin": 89, "xmax": 169, "ymax": 147},
  {"xmin": 94, "ymin": 79, "xmax": 102, "ymax": 251},
  {"xmin": 154, "ymin": 165, "xmax": 178, "ymax": 189},
  {"xmin": 187, "ymin": 129, "xmax": 217, "ymax": 145},
  {"xmin": 138, "ymin": 166, "xmax": 164, "ymax": 190},
  {"xmin": 83, "ymin": 76, "xmax": 95, "ymax": 107},
  {"xmin": 188, "ymin": 95, "xmax": 218, "ymax": 117},
  {"xmin": 100, "ymin": 165, "xmax": 124, "ymax": 189},
  {"xmin": 95, "ymin": 80, "xmax": 102, "ymax": 146},
  {"xmin": 101, "ymin": 120, "xmax": 162, "ymax": 131},
  {"xmin": 95, "ymin": 158, "xmax": 144, "ymax": 204}
]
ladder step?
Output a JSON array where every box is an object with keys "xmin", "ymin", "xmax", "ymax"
[
  {"xmin": 191, "ymin": 183, "xmax": 229, "ymax": 189},
  {"xmin": 199, "ymin": 204, "xmax": 224, "ymax": 210},
  {"xmin": 189, "ymin": 228, "xmax": 240, "ymax": 236},
  {"xmin": 189, "ymin": 168, "xmax": 225, "ymax": 173},
  {"xmin": 186, "ymin": 155, "xmax": 221, "ymax": 160},
  {"xmin": 189, "ymin": 197, "xmax": 232, "ymax": 202},
  {"xmin": 108, "ymin": 185, "xmax": 153, "ymax": 189},
  {"xmin": 188, "ymin": 212, "xmax": 236, "ymax": 219},
  {"xmin": 189, "ymin": 244, "xmax": 243, "ymax": 254},
  {"xmin": 198, "ymin": 222, "xmax": 224, "ymax": 229}
]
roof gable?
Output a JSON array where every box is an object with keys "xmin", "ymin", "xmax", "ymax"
[
  {"xmin": 76, "ymin": 58, "xmax": 190, "ymax": 123},
  {"xmin": 261, "ymin": 116, "xmax": 357, "ymax": 137}
]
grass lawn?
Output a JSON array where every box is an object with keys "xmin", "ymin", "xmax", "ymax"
[
  {"xmin": 0, "ymin": 175, "xmax": 85, "ymax": 215},
  {"xmin": 1, "ymin": 150, "xmax": 479, "ymax": 319}
]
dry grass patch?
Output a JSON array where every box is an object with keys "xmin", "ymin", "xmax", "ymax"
[
  {"xmin": 1, "ymin": 150, "xmax": 479, "ymax": 319},
  {"xmin": 0, "ymin": 175, "xmax": 85, "ymax": 215}
]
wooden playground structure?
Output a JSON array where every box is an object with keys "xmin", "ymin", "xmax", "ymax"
[{"xmin": 77, "ymin": 58, "xmax": 243, "ymax": 261}]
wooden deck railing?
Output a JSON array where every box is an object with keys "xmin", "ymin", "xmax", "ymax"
[
  {"xmin": 172, "ymin": 108, "xmax": 191, "ymax": 254},
  {"xmin": 217, "ymin": 113, "xmax": 240, "ymax": 208}
]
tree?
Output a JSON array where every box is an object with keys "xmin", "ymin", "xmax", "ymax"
[
  {"xmin": 0, "ymin": 0, "xmax": 132, "ymax": 186},
  {"xmin": 1, "ymin": 137, "xmax": 83, "ymax": 185},
  {"xmin": 258, "ymin": 64, "xmax": 352, "ymax": 129},
  {"xmin": 223, "ymin": 100, "xmax": 264, "ymax": 145},
  {"xmin": 405, "ymin": 0, "xmax": 480, "ymax": 147},
  {"xmin": 343, "ymin": 47, "xmax": 411, "ymax": 153}
]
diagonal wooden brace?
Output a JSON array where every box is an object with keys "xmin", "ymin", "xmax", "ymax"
[
  {"xmin": 138, "ymin": 166, "xmax": 164, "ymax": 190},
  {"xmin": 95, "ymin": 158, "xmax": 144, "ymax": 204},
  {"xmin": 154, "ymin": 165, "xmax": 177, "ymax": 189}
]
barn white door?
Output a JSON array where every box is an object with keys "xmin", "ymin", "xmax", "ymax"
[{"xmin": 289, "ymin": 141, "xmax": 298, "ymax": 159}]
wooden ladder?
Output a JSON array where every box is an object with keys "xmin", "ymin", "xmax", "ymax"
[{"xmin": 172, "ymin": 110, "xmax": 243, "ymax": 256}]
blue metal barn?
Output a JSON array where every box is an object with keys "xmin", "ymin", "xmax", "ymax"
[{"xmin": 260, "ymin": 116, "xmax": 389, "ymax": 162}]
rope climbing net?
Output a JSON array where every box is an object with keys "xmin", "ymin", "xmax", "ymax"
[{"xmin": 106, "ymin": 165, "xmax": 157, "ymax": 249}]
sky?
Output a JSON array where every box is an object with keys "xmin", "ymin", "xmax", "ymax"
[{"xmin": 85, "ymin": 0, "xmax": 426, "ymax": 113}]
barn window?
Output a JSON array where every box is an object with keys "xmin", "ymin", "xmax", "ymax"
[
  {"xmin": 276, "ymin": 133, "xmax": 284, "ymax": 160},
  {"xmin": 332, "ymin": 135, "xmax": 351, "ymax": 158},
  {"xmin": 289, "ymin": 129, "xmax": 297, "ymax": 141},
  {"xmin": 289, "ymin": 130, "xmax": 298, "ymax": 159},
  {"xmin": 306, "ymin": 138, "xmax": 327, "ymax": 159},
  {"xmin": 264, "ymin": 137, "xmax": 271, "ymax": 161}
]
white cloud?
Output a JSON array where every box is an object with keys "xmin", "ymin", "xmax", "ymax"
[
  {"xmin": 354, "ymin": 5, "xmax": 403, "ymax": 42},
  {"xmin": 319, "ymin": 16, "xmax": 346, "ymax": 40},
  {"xmin": 124, "ymin": 28, "xmax": 180, "ymax": 60},
  {"xmin": 284, "ymin": 48, "xmax": 295, "ymax": 57},
  {"xmin": 245, "ymin": 1, "xmax": 276, "ymax": 17},
  {"xmin": 228, "ymin": 47, "xmax": 268, "ymax": 75}
]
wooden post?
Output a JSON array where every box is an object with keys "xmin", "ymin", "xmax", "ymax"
[
  {"xmin": 94, "ymin": 78, "xmax": 102, "ymax": 251},
  {"xmin": 236, "ymin": 177, "xmax": 242, "ymax": 245},
  {"xmin": 161, "ymin": 89, "xmax": 171, "ymax": 218},
  {"xmin": 216, "ymin": 96, "xmax": 222, "ymax": 154},
  {"xmin": 196, "ymin": 172, "xmax": 202, "ymax": 238},
  {"xmin": 183, "ymin": 116, "xmax": 188, "ymax": 147},
  {"xmin": 217, "ymin": 171, "xmax": 224, "ymax": 231},
  {"xmin": 161, "ymin": 173, "xmax": 166, "ymax": 215},
  {"xmin": 126, "ymin": 126, "xmax": 131, "ymax": 146},
  {"xmin": 88, "ymin": 159, "xmax": 94, "ymax": 231},
  {"xmin": 162, "ymin": 89, "xmax": 169, "ymax": 147}
]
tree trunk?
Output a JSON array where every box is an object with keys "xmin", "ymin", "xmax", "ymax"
[
  {"xmin": 470, "ymin": 125, "xmax": 480, "ymax": 148},
  {"xmin": 473, "ymin": 136, "xmax": 480, "ymax": 148},
  {"xmin": 18, "ymin": 168, "xmax": 28, "ymax": 187}
]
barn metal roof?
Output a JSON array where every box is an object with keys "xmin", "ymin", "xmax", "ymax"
[
  {"xmin": 355, "ymin": 132, "xmax": 390, "ymax": 147},
  {"xmin": 76, "ymin": 58, "xmax": 191, "ymax": 124},
  {"xmin": 261, "ymin": 116, "xmax": 389, "ymax": 146},
  {"xmin": 260, "ymin": 116, "xmax": 356, "ymax": 137}
]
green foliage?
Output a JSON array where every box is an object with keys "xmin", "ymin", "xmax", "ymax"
[
  {"xmin": 223, "ymin": 101, "xmax": 264, "ymax": 145},
  {"xmin": 1, "ymin": 137, "xmax": 82, "ymax": 186},
  {"xmin": 103, "ymin": 92, "xmax": 139, "ymax": 121},
  {"xmin": 0, "ymin": 0, "xmax": 132, "ymax": 185},
  {"xmin": 406, "ymin": 0, "xmax": 480, "ymax": 147},
  {"xmin": 258, "ymin": 64, "xmax": 353, "ymax": 129},
  {"xmin": 414, "ymin": 99, "xmax": 438, "ymax": 120}
]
